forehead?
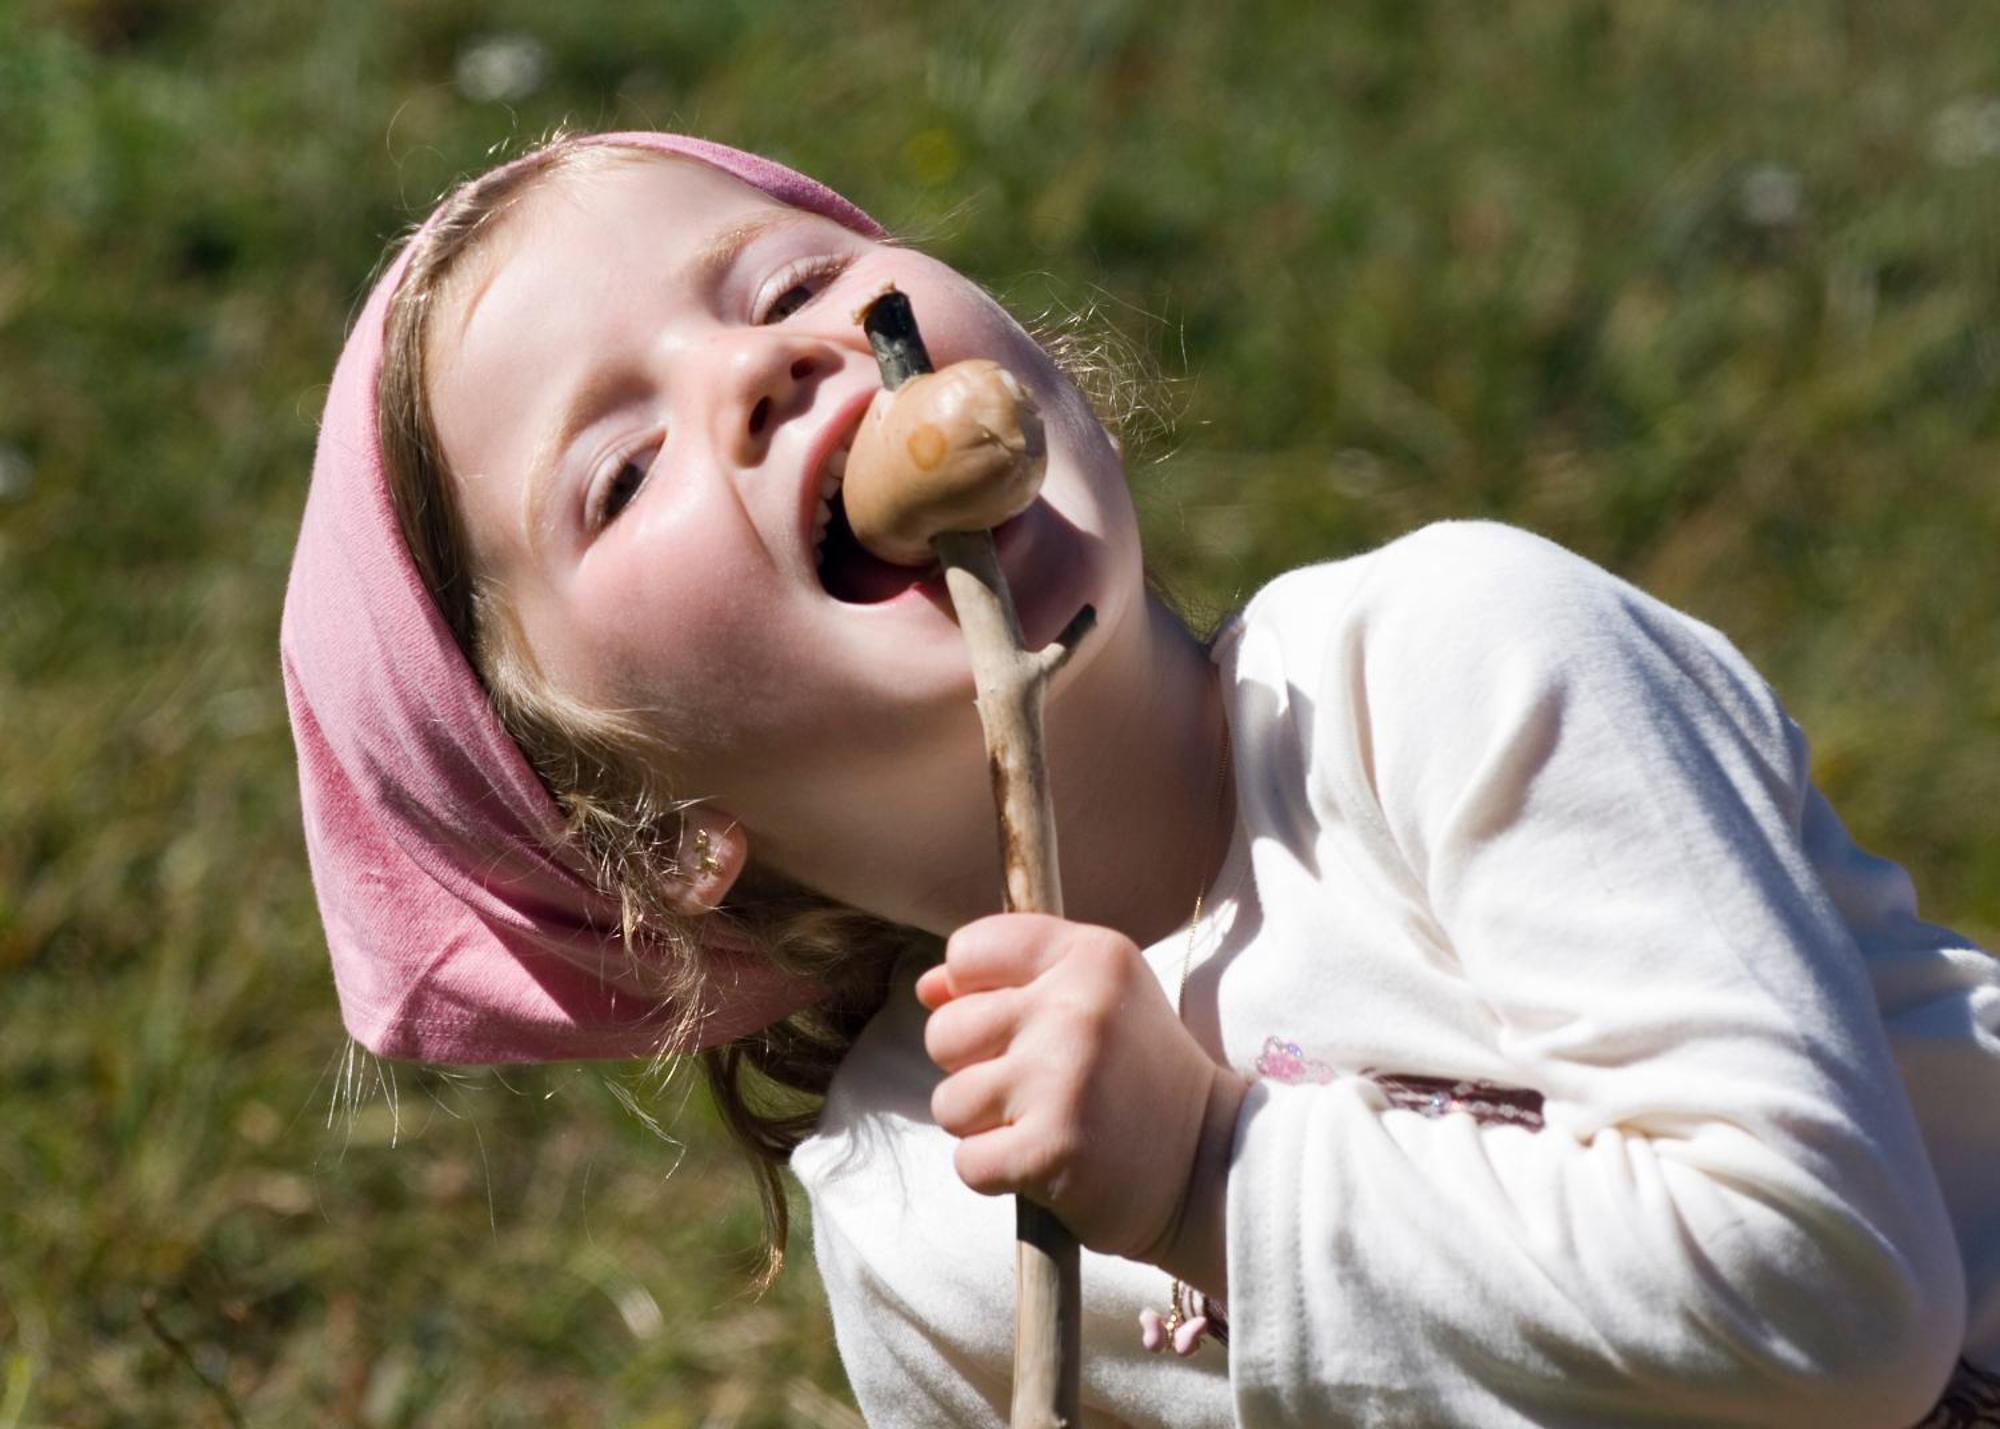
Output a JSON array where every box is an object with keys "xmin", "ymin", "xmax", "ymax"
[{"xmin": 435, "ymin": 153, "xmax": 793, "ymax": 354}]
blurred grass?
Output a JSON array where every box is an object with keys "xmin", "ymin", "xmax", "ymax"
[{"xmin": 1, "ymin": 0, "xmax": 1995, "ymax": 1423}]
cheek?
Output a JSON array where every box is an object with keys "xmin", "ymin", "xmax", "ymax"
[
  {"xmin": 879, "ymin": 254, "xmax": 1049, "ymax": 375},
  {"xmin": 528, "ymin": 510, "xmax": 785, "ymax": 729},
  {"xmin": 571, "ymin": 577, "xmax": 775, "ymax": 727}
]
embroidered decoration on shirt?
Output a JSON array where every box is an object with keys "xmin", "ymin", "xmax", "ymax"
[
  {"xmin": 1253, "ymin": 1037, "xmax": 1548, "ymax": 1130},
  {"xmin": 1252, "ymin": 1036, "xmax": 1336, "ymax": 1085}
]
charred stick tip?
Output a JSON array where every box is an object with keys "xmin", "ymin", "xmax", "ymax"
[
  {"xmin": 1032, "ymin": 603, "xmax": 1096, "ymax": 681},
  {"xmin": 1054, "ymin": 603, "xmax": 1096, "ymax": 652},
  {"xmin": 860, "ymin": 287, "xmax": 935, "ymax": 389}
]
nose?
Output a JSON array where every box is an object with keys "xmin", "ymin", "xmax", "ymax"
[{"xmin": 707, "ymin": 329, "xmax": 838, "ymax": 468}]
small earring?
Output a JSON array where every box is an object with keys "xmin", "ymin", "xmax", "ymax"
[{"xmin": 692, "ymin": 828, "xmax": 724, "ymax": 878}]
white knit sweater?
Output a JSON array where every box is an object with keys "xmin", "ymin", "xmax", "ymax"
[{"xmin": 792, "ymin": 522, "xmax": 1999, "ymax": 1427}]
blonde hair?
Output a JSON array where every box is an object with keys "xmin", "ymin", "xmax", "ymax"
[{"xmin": 375, "ymin": 134, "xmax": 1161, "ymax": 1283}]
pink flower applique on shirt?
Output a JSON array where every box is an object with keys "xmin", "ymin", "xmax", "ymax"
[{"xmin": 1252, "ymin": 1036, "xmax": 1337, "ymax": 1085}]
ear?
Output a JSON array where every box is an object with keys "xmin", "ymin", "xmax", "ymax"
[{"xmin": 667, "ymin": 806, "xmax": 748, "ymax": 913}]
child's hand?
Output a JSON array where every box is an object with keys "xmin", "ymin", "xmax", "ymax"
[{"xmin": 915, "ymin": 913, "xmax": 1248, "ymax": 1289}]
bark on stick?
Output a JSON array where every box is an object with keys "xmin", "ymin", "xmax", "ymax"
[{"xmin": 862, "ymin": 288, "xmax": 1089, "ymax": 1429}]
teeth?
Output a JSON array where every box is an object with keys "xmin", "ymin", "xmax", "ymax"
[{"xmin": 813, "ymin": 435, "xmax": 852, "ymax": 569}]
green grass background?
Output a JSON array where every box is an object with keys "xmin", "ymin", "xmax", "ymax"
[{"xmin": 3, "ymin": 1, "xmax": 1995, "ymax": 1423}]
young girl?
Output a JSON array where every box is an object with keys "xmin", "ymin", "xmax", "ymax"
[{"xmin": 283, "ymin": 131, "xmax": 2000, "ymax": 1426}]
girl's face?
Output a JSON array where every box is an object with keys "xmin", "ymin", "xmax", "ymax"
[{"xmin": 428, "ymin": 156, "xmax": 1144, "ymax": 904}]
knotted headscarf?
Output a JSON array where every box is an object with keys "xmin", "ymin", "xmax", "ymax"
[{"xmin": 282, "ymin": 134, "xmax": 881, "ymax": 1063}]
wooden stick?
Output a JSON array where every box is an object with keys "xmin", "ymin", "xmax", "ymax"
[{"xmin": 863, "ymin": 290, "xmax": 1090, "ymax": 1429}]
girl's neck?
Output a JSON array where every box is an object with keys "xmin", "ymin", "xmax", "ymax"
[
  {"xmin": 1041, "ymin": 595, "xmax": 1233, "ymax": 949},
  {"xmin": 785, "ymin": 592, "xmax": 1231, "ymax": 948}
]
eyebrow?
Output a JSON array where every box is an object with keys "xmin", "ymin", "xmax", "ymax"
[
  {"xmin": 691, "ymin": 209, "xmax": 816, "ymax": 288},
  {"xmin": 520, "ymin": 208, "xmax": 820, "ymax": 552}
]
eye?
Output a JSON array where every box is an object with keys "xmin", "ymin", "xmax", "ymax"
[
  {"xmin": 756, "ymin": 254, "xmax": 849, "ymax": 325},
  {"xmin": 590, "ymin": 444, "xmax": 659, "ymax": 529}
]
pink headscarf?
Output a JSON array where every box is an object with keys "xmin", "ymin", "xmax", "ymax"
[{"xmin": 281, "ymin": 134, "xmax": 882, "ymax": 1063}]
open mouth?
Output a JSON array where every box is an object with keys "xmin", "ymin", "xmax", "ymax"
[{"xmin": 812, "ymin": 438, "xmax": 940, "ymax": 604}]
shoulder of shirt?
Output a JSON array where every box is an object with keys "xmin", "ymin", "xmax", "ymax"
[
  {"xmin": 1218, "ymin": 520, "xmax": 1791, "ymax": 761},
  {"xmin": 1227, "ymin": 519, "xmax": 1638, "ymax": 659}
]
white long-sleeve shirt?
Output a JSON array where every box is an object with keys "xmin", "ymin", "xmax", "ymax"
[{"xmin": 792, "ymin": 522, "xmax": 2000, "ymax": 1427}]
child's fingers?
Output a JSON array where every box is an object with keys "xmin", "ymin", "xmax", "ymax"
[
  {"xmin": 923, "ymin": 987, "xmax": 1020, "ymax": 1072},
  {"xmin": 950, "ymin": 1119, "xmax": 1066, "ymax": 1202},
  {"xmin": 936, "ymin": 912, "xmax": 1092, "ymax": 999},
  {"xmin": 930, "ymin": 1059, "xmax": 1015, "ymax": 1140},
  {"xmin": 914, "ymin": 963, "xmax": 954, "ymax": 1010}
]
